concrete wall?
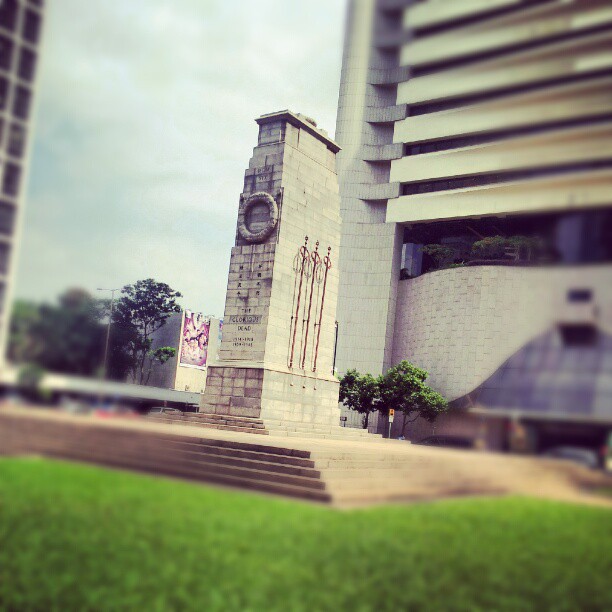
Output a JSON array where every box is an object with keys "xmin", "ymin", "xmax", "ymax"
[
  {"xmin": 335, "ymin": 0, "xmax": 402, "ymax": 379},
  {"xmin": 392, "ymin": 264, "xmax": 612, "ymax": 401}
]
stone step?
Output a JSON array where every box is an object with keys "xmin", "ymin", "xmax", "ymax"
[
  {"xmin": 265, "ymin": 420, "xmax": 376, "ymax": 434},
  {"xmin": 148, "ymin": 415, "xmax": 270, "ymax": 435},
  {"xmin": 148, "ymin": 412, "xmax": 265, "ymax": 427},
  {"xmin": 45, "ymin": 442, "xmax": 326, "ymax": 492},
  {"xmin": 5, "ymin": 418, "xmax": 303, "ymax": 464},
  {"xmin": 183, "ymin": 414, "xmax": 266, "ymax": 428},
  {"xmin": 160, "ymin": 438, "xmax": 317, "ymax": 468},
  {"xmin": 1, "ymin": 418, "xmax": 329, "ymax": 501}
]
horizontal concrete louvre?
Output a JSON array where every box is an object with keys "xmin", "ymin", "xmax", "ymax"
[
  {"xmin": 363, "ymin": 142, "xmax": 403, "ymax": 161},
  {"xmin": 343, "ymin": 182, "xmax": 400, "ymax": 200},
  {"xmin": 372, "ymin": 28, "xmax": 411, "ymax": 49},
  {"xmin": 390, "ymin": 122, "xmax": 612, "ymax": 183},
  {"xmin": 364, "ymin": 104, "xmax": 408, "ymax": 123},
  {"xmin": 386, "ymin": 169, "xmax": 612, "ymax": 223},
  {"xmin": 401, "ymin": 1, "xmax": 612, "ymax": 68},
  {"xmin": 404, "ymin": 0, "xmax": 522, "ymax": 31},
  {"xmin": 368, "ymin": 65, "xmax": 411, "ymax": 85},
  {"xmin": 398, "ymin": 30, "xmax": 612, "ymax": 105},
  {"xmin": 393, "ymin": 76, "xmax": 612, "ymax": 143}
]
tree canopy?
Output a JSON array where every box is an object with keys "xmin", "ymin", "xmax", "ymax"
[
  {"xmin": 8, "ymin": 279, "xmax": 183, "ymax": 386},
  {"xmin": 9, "ymin": 290, "xmax": 106, "ymax": 377},
  {"xmin": 338, "ymin": 360, "xmax": 449, "ymax": 436},
  {"xmin": 338, "ymin": 369, "xmax": 379, "ymax": 429},
  {"xmin": 112, "ymin": 279, "xmax": 182, "ymax": 385}
]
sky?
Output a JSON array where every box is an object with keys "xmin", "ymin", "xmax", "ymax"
[{"xmin": 15, "ymin": 0, "xmax": 346, "ymax": 317}]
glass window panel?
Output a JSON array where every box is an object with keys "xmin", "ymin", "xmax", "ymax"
[
  {"xmin": 2, "ymin": 163, "xmax": 21, "ymax": 197},
  {"xmin": 18, "ymin": 47, "xmax": 36, "ymax": 82},
  {"xmin": 0, "ymin": 34, "xmax": 12, "ymax": 70},
  {"xmin": 0, "ymin": 0, "xmax": 17, "ymax": 33},
  {"xmin": 7, "ymin": 122, "xmax": 25, "ymax": 157},
  {"xmin": 0, "ymin": 243, "xmax": 9, "ymax": 274},
  {"xmin": 0, "ymin": 201, "xmax": 14, "ymax": 235},
  {"xmin": 22, "ymin": 10, "xmax": 40, "ymax": 44},
  {"xmin": 0, "ymin": 77, "xmax": 8, "ymax": 111},
  {"xmin": 12, "ymin": 86, "xmax": 30, "ymax": 119}
]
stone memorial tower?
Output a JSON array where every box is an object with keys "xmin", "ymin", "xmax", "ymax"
[{"xmin": 199, "ymin": 110, "xmax": 347, "ymax": 433}]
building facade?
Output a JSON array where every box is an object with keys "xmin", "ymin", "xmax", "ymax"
[
  {"xmin": 0, "ymin": 0, "xmax": 44, "ymax": 364},
  {"xmin": 335, "ymin": 0, "xmax": 612, "ymax": 450}
]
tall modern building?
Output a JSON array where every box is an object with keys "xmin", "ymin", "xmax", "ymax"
[
  {"xmin": 335, "ymin": 0, "xmax": 612, "ymax": 450},
  {"xmin": 0, "ymin": 0, "xmax": 44, "ymax": 362}
]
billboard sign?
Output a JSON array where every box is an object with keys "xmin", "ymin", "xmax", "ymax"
[{"xmin": 179, "ymin": 311, "xmax": 210, "ymax": 369}]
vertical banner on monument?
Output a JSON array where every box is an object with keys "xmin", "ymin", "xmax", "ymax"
[{"xmin": 179, "ymin": 311, "xmax": 210, "ymax": 369}]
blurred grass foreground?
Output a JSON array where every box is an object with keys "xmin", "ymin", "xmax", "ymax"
[{"xmin": 0, "ymin": 458, "xmax": 611, "ymax": 611}]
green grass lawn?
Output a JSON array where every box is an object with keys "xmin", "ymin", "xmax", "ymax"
[{"xmin": 0, "ymin": 458, "xmax": 610, "ymax": 611}]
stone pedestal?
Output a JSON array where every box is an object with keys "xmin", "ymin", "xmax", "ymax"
[{"xmin": 199, "ymin": 111, "xmax": 343, "ymax": 431}]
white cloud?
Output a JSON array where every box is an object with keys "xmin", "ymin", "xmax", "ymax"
[{"xmin": 16, "ymin": 0, "xmax": 346, "ymax": 315}]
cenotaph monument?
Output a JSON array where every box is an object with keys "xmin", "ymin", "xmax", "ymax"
[{"xmin": 199, "ymin": 110, "xmax": 356, "ymax": 435}]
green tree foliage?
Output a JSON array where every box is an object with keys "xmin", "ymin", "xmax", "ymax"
[
  {"xmin": 339, "ymin": 360, "xmax": 449, "ymax": 437},
  {"xmin": 16, "ymin": 363, "xmax": 50, "ymax": 402},
  {"xmin": 144, "ymin": 347, "xmax": 177, "ymax": 385},
  {"xmin": 338, "ymin": 369, "xmax": 379, "ymax": 429},
  {"xmin": 8, "ymin": 300, "xmax": 40, "ymax": 364},
  {"xmin": 8, "ymin": 289, "xmax": 106, "ymax": 377},
  {"xmin": 112, "ymin": 279, "xmax": 182, "ymax": 385},
  {"xmin": 423, "ymin": 244, "xmax": 455, "ymax": 269},
  {"xmin": 378, "ymin": 361, "xmax": 449, "ymax": 436},
  {"xmin": 471, "ymin": 235, "xmax": 546, "ymax": 262},
  {"xmin": 471, "ymin": 236, "xmax": 508, "ymax": 260}
]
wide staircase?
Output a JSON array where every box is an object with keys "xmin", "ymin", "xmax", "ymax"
[
  {"xmin": 0, "ymin": 409, "xmax": 331, "ymax": 501},
  {"xmin": 2, "ymin": 407, "xmax": 610, "ymax": 507},
  {"xmin": 147, "ymin": 410, "xmax": 380, "ymax": 441}
]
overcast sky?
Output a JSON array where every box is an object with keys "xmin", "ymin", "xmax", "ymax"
[{"xmin": 15, "ymin": 0, "xmax": 346, "ymax": 316}]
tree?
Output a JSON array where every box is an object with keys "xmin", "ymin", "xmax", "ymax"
[
  {"xmin": 112, "ymin": 279, "xmax": 182, "ymax": 384},
  {"xmin": 423, "ymin": 244, "xmax": 455, "ymax": 270},
  {"xmin": 338, "ymin": 369, "xmax": 379, "ymax": 429},
  {"xmin": 8, "ymin": 290, "xmax": 107, "ymax": 377},
  {"xmin": 17, "ymin": 363, "xmax": 51, "ymax": 403},
  {"xmin": 143, "ymin": 346, "xmax": 177, "ymax": 385},
  {"xmin": 471, "ymin": 236, "xmax": 508, "ymax": 260},
  {"xmin": 378, "ymin": 361, "xmax": 449, "ymax": 438},
  {"xmin": 8, "ymin": 300, "xmax": 41, "ymax": 364},
  {"xmin": 339, "ymin": 361, "xmax": 449, "ymax": 437}
]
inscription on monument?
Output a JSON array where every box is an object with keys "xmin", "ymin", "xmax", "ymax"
[{"xmin": 219, "ymin": 283, "xmax": 267, "ymax": 360}]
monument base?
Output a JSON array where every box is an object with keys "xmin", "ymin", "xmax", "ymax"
[{"xmin": 199, "ymin": 364, "xmax": 341, "ymax": 432}]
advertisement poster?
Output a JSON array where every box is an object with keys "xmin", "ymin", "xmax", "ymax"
[{"xmin": 179, "ymin": 311, "xmax": 210, "ymax": 369}]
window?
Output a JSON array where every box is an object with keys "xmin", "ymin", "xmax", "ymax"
[
  {"xmin": 12, "ymin": 85, "xmax": 31, "ymax": 119},
  {"xmin": 0, "ymin": 34, "xmax": 12, "ymax": 70},
  {"xmin": 559, "ymin": 324, "xmax": 598, "ymax": 347},
  {"xmin": 0, "ymin": 0, "xmax": 17, "ymax": 33},
  {"xmin": 18, "ymin": 47, "xmax": 36, "ymax": 82},
  {"xmin": 0, "ymin": 77, "xmax": 8, "ymax": 110},
  {"xmin": 7, "ymin": 123, "xmax": 25, "ymax": 157},
  {"xmin": 22, "ymin": 9, "xmax": 41, "ymax": 44},
  {"xmin": 0, "ymin": 201, "xmax": 14, "ymax": 235},
  {"xmin": 2, "ymin": 162, "xmax": 21, "ymax": 197},
  {"xmin": 0, "ymin": 243, "xmax": 10, "ymax": 274},
  {"xmin": 567, "ymin": 289, "xmax": 592, "ymax": 303}
]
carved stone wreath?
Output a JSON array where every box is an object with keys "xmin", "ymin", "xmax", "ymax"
[{"xmin": 238, "ymin": 191, "xmax": 279, "ymax": 244}]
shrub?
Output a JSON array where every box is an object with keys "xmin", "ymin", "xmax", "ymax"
[
  {"xmin": 423, "ymin": 244, "xmax": 455, "ymax": 269},
  {"xmin": 470, "ymin": 236, "xmax": 508, "ymax": 260}
]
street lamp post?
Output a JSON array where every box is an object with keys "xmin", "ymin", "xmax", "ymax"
[{"xmin": 97, "ymin": 288, "xmax": 120, "ymax": 389}]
